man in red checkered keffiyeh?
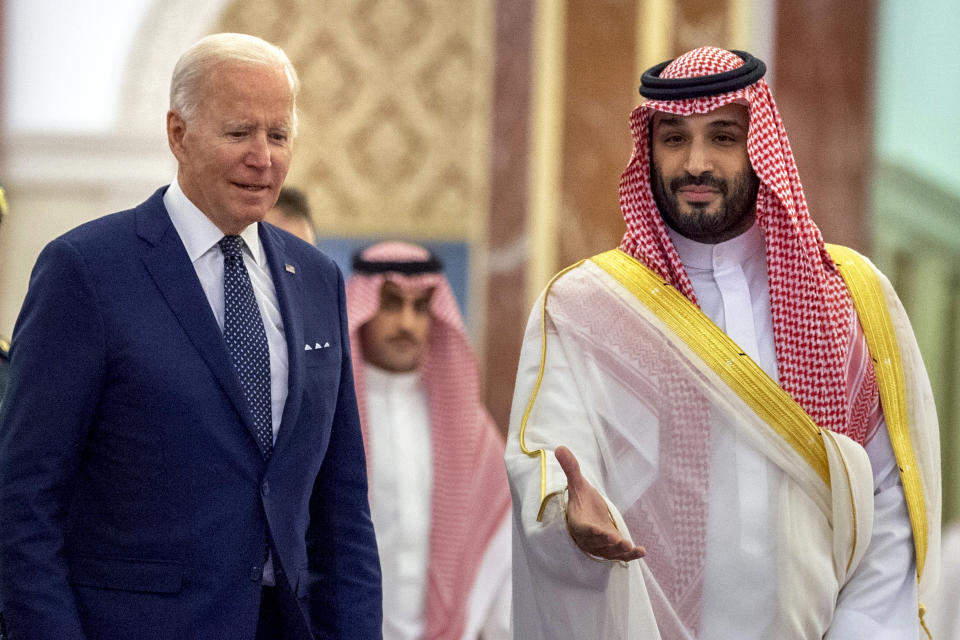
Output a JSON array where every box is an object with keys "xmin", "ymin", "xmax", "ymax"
[
  {"xmin": 506, "ymin": 46, "xmax": 940, "ymax": 640},
  {"xmin": 621, "ymin": 46, "xmax": 879, "ymax": 445},
  {"xmin": 346, "ymin": 242, "xmax": 512, "ymax": 640}
]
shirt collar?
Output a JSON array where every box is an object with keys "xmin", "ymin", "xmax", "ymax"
[
  {"xmin": 163, "ymin": 177, "xmax": 266, "ymax": 267},
  {"xmin": 667, "ymin": 222, "xmax": 765, "ymax": 271},
  {"xmin": 364, "ymin": 362, "xmax": 423, "ymax": 392}
]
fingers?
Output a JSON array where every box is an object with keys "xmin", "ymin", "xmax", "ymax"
[
  {"xmin": 608, "ymin": 542, "xmax": 646, "ymax": 562},
  {"xmin": 571, "ymin": 522, "xmax": 646, "ymax": 561},
  {"xmin": 590, "ymin": 536, "xmax": 645, "ymax": 562},
  {"xmin": 557, "ymin": 444, "xmax": 646, "ymax": 562},
  {"xmin": 554, "ymin": 445, "xmax": 581, "ymax": 485}
]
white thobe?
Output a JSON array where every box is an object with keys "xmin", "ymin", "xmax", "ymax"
[
  {"xmin": 365, "ymin": 365, "xmax": 512, "ymax": 640},
  {"xmin": 667, "ymin": 224, "xmax": 919, "ymax": 639}
]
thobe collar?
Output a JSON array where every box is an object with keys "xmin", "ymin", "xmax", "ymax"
[
  {"xmin": 364, "ymin": 363, "xmax": 423, "ymax": 394},
  {"xmin": 666, "ymin": 222, "xmax": 765, "ymax": 272}
]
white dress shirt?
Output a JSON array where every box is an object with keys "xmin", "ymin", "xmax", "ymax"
[
  {"xmin": 668, "ymin": 224, "xmax": 919, "ymax": 639},
  {"xmin": 163, "ymin": 180, "xmax": 288, "ymax": 441},
  {"xmin": 163, "ymin": 179, "xmax": 289, "ymax": 585}
]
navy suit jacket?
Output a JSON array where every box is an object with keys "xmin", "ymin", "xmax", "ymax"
[{"xmin": 0, "ymin": 188, "xmax": 382, "ymax": 639}]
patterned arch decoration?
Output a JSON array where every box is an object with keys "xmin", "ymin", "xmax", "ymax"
[{"xmin": 215, "ymin": 0, "xmax": 495, "ymax": 243}]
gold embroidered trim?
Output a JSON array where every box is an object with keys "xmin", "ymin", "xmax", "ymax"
[
  {"xmin": 826, "ymin": 243, "xmax": 928, "ymax": 581},
  {"xmin": 590, "ymin": 249, "xmax": 830, "ymax": 486},
  {"xmin": 920, "ymin": 602, "xmax": 933, "ymax": 640},
  {"xmin": 517, "ymin": 261, "xmax": 587, "ymax": 519}
]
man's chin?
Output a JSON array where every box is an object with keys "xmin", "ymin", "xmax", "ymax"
[
  {"xmin": 677, "ymin": 203, "xmax": 719, "ymax": 217},
  {"xmin": 382, "ymin": 359, "xmax": 420, "ymax": 373},
  {"xmin": 229, "ymin": 205, "xmax": 272, "ymax": 227}
]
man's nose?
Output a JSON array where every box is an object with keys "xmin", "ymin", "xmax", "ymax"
[
  {"xmin": 397, "ymin": 303, "xmax": 417, "ymax": 329},
  {"xmin": 683, "ymin": 138, "xmax": 713, "ymax": 176},
  {"xmin": 245, "ymin": 133, "xmax": 272, "ymax": 168}
]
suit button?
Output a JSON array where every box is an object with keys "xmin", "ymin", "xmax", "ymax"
[
  {"xmin": 250, "ymin": 565, "xmax": 262, "ymax": 581},
  {"xmin": 261, "ymin": 481, "xmax": 270, "ymax": 497}
]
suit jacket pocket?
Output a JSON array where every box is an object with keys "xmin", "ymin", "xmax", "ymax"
[
  {"xmin": 304, "ymin": 344, "xmax": 341, "ymax": 369},
  {"xmin": 69, "ymin": 555, "xmax": 183, "ymax": 593}
]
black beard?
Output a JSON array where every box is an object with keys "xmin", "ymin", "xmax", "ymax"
[{"xmin": 651, "ymin": 164, "xmax": 760, "ymax": 244}]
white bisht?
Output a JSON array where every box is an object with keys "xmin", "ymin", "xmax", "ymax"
[{"xmin": 505, "ymin": 249, "xmax": 938, "ymax": 639}]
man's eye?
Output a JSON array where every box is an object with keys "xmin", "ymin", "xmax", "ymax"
[{"xmin": 270, "ymin": 133, "xmax": 288, "ymax": 142}]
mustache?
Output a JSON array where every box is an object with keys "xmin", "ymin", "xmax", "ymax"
[{"xmin": 669, "ymin": 174, "xmax": 728, "ymax": 194}]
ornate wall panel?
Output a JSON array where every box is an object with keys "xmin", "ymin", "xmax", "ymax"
[{"xmin": 216, "ymin": 0, "xmax": 494, "ymax": 244}]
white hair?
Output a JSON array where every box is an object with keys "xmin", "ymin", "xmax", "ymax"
[{"xmin": 169, "ymin": 33, "xmax": 300, "ymax": 133}]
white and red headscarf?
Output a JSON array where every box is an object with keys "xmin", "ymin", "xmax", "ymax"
[
  {"xmin": 620, "ymin": 46, "xmax": 880, "ymax": 444},
  {"xmin": 346, "ymin": 241, "xmax": 510, "ymax": 640}
]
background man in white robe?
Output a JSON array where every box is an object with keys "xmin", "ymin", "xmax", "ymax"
[
  {"xmin": 506, "ymin": 46, "xmax": 940, "ymax": 639},
  {"xmin": 346, "ymin": 241, "xmax": 512, "ymax": 640}
]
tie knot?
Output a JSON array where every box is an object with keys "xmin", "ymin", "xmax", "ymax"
[{"xmin": 219, "ymin": 235, "xmax": 245, "ymax": 259}]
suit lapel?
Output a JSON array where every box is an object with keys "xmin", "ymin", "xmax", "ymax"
[
  {"xmin": 136, "ymin": 191, "xmax": 258, "ymax": 445},
  {"xmin": 259, "ymin": 224, "xmax": 305, "ymax": 459}
]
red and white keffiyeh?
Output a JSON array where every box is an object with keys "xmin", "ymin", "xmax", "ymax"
[
  {"xmin": 346, "ymin": 241, "xmax": 510, "ymax": 640},
  {"xmin": 620, "ymin": 46, "xmax": 880, "ymax": 444}
]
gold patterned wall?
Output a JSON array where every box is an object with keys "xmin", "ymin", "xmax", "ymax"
[{"xmin": 217, "ymin": 0, "xmax": 494, "ymax": 242}]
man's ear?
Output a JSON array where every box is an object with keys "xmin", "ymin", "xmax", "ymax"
[{"xmin": 167, "ymin": 110, "xmax": 186, "ymax": 161}]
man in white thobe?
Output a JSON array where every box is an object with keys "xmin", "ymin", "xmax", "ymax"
[
  {"xmin": 347, "ymin": 242, "xmax": 512, "ymax": 640},
  {"xmin": 506, "ymin": 46, "xmax": 941, "ymax": 639}
]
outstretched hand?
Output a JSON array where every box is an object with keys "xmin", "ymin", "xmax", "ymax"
[{"xmin": 555, "ymin": 445, "xmax": 646, "ymax": 562}]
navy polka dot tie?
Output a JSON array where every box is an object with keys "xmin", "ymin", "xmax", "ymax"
[{"xmin": 219, "ymin": 235, "xmax": 273, "ymax": 459}]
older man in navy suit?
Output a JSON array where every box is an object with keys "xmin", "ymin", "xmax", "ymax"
[{"xmin": 0, "ymin": 33, "xmax": 381, "ymax": 640}]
